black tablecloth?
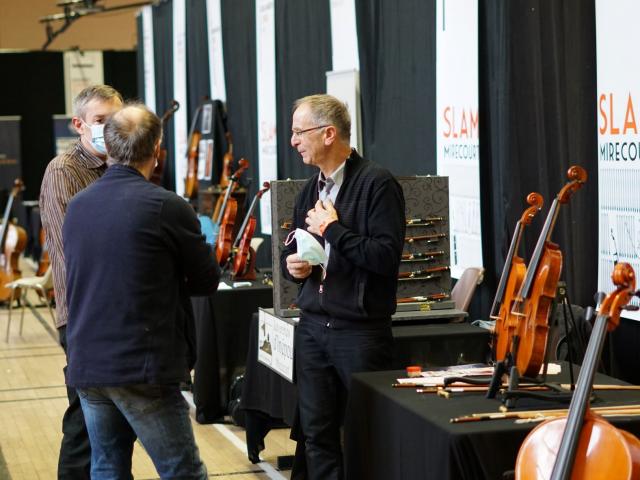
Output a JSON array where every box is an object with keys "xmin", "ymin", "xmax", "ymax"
[
  {"xmin": 344, "ymin": 367, "xmax": 640, "ymax": 480},
  {"xmin": 191, "ymin": 278, "xmax": 273, "ymax": 423}
]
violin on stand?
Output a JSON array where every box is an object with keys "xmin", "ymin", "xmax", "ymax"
[
  {"xmin": 230, "ymin": 182, "xmax": 270, "ymax": 280},
  {"xmin": 184, "ymin": 104, "xmax": 204, "ymax": 200},
  {"xmin": 215, "ymin": 159, "xmax": 250, "ymax": 265},
  {"xmin": 515, "ymin": 262, "xmax": 640, "ymax": 480},
  {"xmin": 150, "ymin": 100, "xmax": 179, "ymax": 186},
  {"xmin": 491, "ymin": 192, "xmax": 544, "ymax": 362},
  {"xmin": 510, "ymin": 166, "xmax": 587, "ymax": 379},
  {"xmin": 0, "ymin": 179, "xmax": 27, "ymax": 303}
]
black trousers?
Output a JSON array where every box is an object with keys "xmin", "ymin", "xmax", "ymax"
[
  {"xmin": 295, "ymin": 319, "xmax": 393, "ymax": 480},
  {"xmin": 58, "ymin": 325, "xmax": 91, "ymax": 480}
]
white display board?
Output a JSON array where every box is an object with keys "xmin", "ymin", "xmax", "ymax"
[
  {"xmin": 596, "ymin": 0, "xmax": 640, "ymax": 318},
  {"xmin": 141, "ymin": 6, "xmax": 156, "ymax": 113},
  {"xmin": 206, "ymin": 0, "xmax": 227, "ymax": 102},
  {"xmin": 436, "ymin": 0, "xmax": 482, "ymax": 279},
  {"xmin": 256, "ymin": 0, "xmax": 277, "ymax": 234},
  {"xmin": 257, "ymin": 308, "xmax": 296, "ymax": 382},
  {"xmin": 173, "ymin": 0, "xmax": 188, "ymax": 197},
  {"xmin": 326, "ymin": 69, "xmax": 362, "ymax": 153}
]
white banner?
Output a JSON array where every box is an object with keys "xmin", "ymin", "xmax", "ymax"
[
  {"xmin": 257, "ymin": 308, "xmax": 296, "ymax": 382},
  {"xmin": 329, "ymin": 0, "xmax": 359, "ymax": 72},
  {"xmin": 141, "ymin": 6, "xmax": 156, "ymax": 113},
  {"xmin": 173, "ymin": 0, "xmax": 188, "ymax": 196},
  {"xmin": 596, "ymin": 0, "xmax": 640, "ymax": 318},
  {"xmin": 256, "ymin": 0, "xmax": 277, "ymax": 234},
  {"xmin": 436, "ymin": 0, "xmax": 482, "ymax": 279},
  {"xmin": 206, "ymin": 0, "xmax": 226, "ymax": 102},
  {"xmin": 63, "ymin": 50, "xmax": 104, "ymax": 116}
]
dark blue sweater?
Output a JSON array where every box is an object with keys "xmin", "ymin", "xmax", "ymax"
[
  {"xmin": 280, "ymin": 151, "xmax": 406, "ymax": 328},
  {"xmin": 63, "ymin": 165, "xmax": 220, "ymax": 387}
]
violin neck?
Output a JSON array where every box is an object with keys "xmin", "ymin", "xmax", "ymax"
[
  {"xmin": 490, "ymin": 221, "xmax": 523, "ymax": 317},
  {"xmin": 0, "ymin": 193, "xmax": 16, "ymax": 250},
  {"xmin": 233, "ymin": 194, "xmax": 260, "ymax": 248},
  {"xmin": 519, "ymin": 197, "xmax": 560, "ymax": 299},
  {"xmin": 549, "ymin": 312, "xmax": 610, "ymax": 480},
  {"xmin": 215, "ymin": 181, "xmax": 236, "ymax": 225}
]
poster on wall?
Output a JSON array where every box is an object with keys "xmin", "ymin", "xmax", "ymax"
[
  {"xmin": 0, "ymin": 116, "xmax": 22, "ymax": 191},
  {"xmin": 256, "ymin": 0, "xmax": 277, "ymax": 234},
  {"xmin": 435, "ymin": 0, "xmax": 482, "ymax": 279},
  {"xmin": 63, "ymin": 50, "xmax": 104, "ymax": 116},
  {"xmin": 596, "ymin": 0, "xmax": 640, "ymax": 318}
]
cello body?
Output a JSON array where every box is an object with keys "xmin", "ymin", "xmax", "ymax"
[
  {"xmin": 184, "ymin": 131, "xmax": 202, "ymax": 199},
  {"xmin": 515, "ymin": 262, "xmax": 640, "ymax": 480},
  {"xmin": 216, "ymin": 197, "xmax": 237, "ymax": 264},
  {"xmin": 0, "ymin": 223, "xmax": 27, "ymax": 301},
  {"xmin": 516, "ymin": 410, "xmax": 640, "ymax": 479}
]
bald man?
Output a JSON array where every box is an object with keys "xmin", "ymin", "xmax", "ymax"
[{"xmin": 63, "ymin": 104, "xmax": 220, "ymax": 479}]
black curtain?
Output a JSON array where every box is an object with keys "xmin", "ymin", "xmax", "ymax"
[
  {"xmin": 152, "ymin": 1, "xmax": 176, "ymax": 191},
  {"xmin": 0, "ymin": 53, "xmax": 65, "ymax": 201},
  {"xmin": 186, "ymin": 0, "xmax": 211, "ymax": 120},
  {"xmin": 478, "ymin": 0, "xmax": 598, "ymax": 311},
  {"xmin": 275, "ymin": 0, "xmax": 332, "ymax": 181},
  {"xmin": 136, "ymin": 14, "xmax": 145, "ymax": 103},
  {"xmin": 103, "ymin": 51, "xmax": 138, "ymax": 102},
  {"xmin": 355, "ymin": 0, "xmax": 437, "ymax": 175}
]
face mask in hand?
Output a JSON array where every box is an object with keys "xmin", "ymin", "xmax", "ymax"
[
  {"xmin": 285, "ymin": 228, "xmax": 328, "ymax": 267},
  {"xmin": 84, "ymin": 122, "xmax": 107, "ymax": 155}
]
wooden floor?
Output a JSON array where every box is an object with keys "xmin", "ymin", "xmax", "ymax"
[{"xmin": 0, "ymin": 266, "xmax": 295, "ymax": 480}]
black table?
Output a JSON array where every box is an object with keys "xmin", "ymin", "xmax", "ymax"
[
  {"xmin": 241, "ymin": 314, "xmax": 492, "ymax": 465},
  {"xmin": 191, "ymin": 276, "xmax": 273, "ymax": 423},
  {"xmin": 343, "ymin": 367, "xmax": 640, "ymax": 480}
]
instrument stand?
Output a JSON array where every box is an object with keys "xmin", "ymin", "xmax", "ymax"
[{"xmin": 500, "ymin": 282, "xmax": 578, "ymax": 409}]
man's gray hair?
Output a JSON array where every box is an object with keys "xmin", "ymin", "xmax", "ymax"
[
  {"xmin": 104, "ymin": 104, "xmax": 162, "ymax": 168},
  {"xmin": 293, "ymin": 94, "xmax": 351, "ymax": 143},
  {"xmin": 73, "ymin": 85, "xmax": 123, "ymax": 119}
]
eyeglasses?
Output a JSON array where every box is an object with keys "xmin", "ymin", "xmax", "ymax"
[{"xmin": 291, "ymin": 125, "xmax": 330, "ymax": 139}]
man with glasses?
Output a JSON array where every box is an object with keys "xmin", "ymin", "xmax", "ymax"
[{"xmin": 281, "ymin": 94, "xmax": 406, "ymax": 479}]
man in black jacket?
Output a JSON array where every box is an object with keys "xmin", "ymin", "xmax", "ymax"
[
  {"xmin": 281, "ymin": 94, "xmax": 405, "ymax": 479},
  {"xmin": 64, "ymin": 104, "xmax": 220, "ymax": 479}
]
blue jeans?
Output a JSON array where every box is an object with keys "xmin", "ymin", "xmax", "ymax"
[{"xmin": 78, "ymin": 384, "xmax": 207, "ymax": 480}]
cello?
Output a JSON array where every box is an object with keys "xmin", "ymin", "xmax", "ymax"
[
  {"xmin": 515, "ymin": 262, "xmax": 640, "ymax": 480},
  {"xmin": 231, "ymin": 182, "xmax": 270, "ymax": 279},
  {"xmin": 0, "ymin": 179, "xmax": 27, "ymax": 302},
  {"xmin": 184, "ymin": 102, "xmax": 206, "ymax": 199},
  {"xmin": 510, "ymin": 166, "xmax": 586, "ymax": 377},
  {"xmin": 491, "ymin": 192, "xmax": 544, "ymax": 362},
  {"xmin": 150, "ymin": 100, "xmax": 179, "ymax": 186}
]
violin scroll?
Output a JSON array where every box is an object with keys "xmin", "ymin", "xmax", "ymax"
[
  {"xmin": 520, "ymin": 192, "xmax": 544, "ymax": 225},
  {"xmin": 558, "ymin": 165, "xmax": 587, "ymax": 204},
  {"xmin": 600, "ymin": 262, "xmax": 637, "ymax": 331}
]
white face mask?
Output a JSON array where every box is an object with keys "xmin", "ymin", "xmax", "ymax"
[
  {"xmin": 285, "ymin": 228, "xmax": 328, "ymax": 267},
  {"xmin": 83, "ymin": 121, "xmax": 107, "ymax": 155}
]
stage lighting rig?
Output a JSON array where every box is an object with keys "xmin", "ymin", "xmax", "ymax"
[{"xmin": 39, "ymin": 0, "xmax": 156, "ymax": 50}]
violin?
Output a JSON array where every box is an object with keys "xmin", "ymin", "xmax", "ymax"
[
  {"xmin": 220, "ymin": 132, "xmax": 233, "ymax": 189},
  {"xmin": 491, "ymin": 192, "xmax": 544, "ymax": 362},
  {"xmin": 0, "ymin": 179, "xmax": 27, "ymax": 303},
  {"xmin": 511, "ymin": 166, "xmax": 586, "ymax": 377},
  {"xmin": 515, "ymin": 262, "xmax": 640, "ymax": 480},
  {"xmin": 184, "ymin": 102, "xmax": 207, "ymax": 199},
  {"xmin": 150, "ymin": 100, "xmax": 179, "ymax": 186},
  {"xmin": 215, "ymin": 159, "xmax": 250, "ymax": 265},
  {"xmin": 231, "ymin": 182, "xmax": 270, "ymax": 279}
]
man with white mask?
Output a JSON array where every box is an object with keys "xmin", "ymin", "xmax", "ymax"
[
  {"xmin": 40, "ymin": 84, "xmax": 123, "ymax": 479},
  {"xmin": 281, "ymin": 94, "xmax": 406, "ymax": 480}
]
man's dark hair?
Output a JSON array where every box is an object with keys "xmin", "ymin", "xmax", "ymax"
[{"xmin": 104, "ymin": 104, "xmax": 162, "ymax": 167}]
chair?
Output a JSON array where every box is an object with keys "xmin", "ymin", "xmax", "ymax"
[
  {"xmin": 5, "ymin": 266, "xmax": 55, "ymax": 341},
  {"xmin": 451, "ymin": 267, "xmax": 485, "ymax": 315}
]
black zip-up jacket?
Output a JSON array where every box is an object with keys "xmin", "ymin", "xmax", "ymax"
[
  {"xmin": 64, "ymin": 165, "xmax": 220, "ymax": 387},
  {"xmin": 280, "ymin": 151, "xmax": 405, "ymax": 328}
]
